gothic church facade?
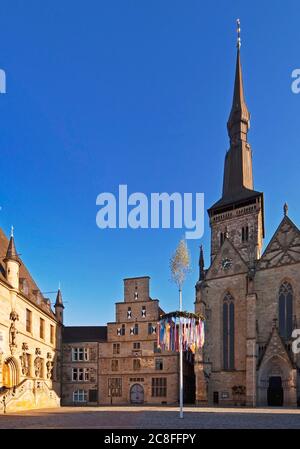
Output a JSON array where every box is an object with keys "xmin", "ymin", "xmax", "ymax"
[{"xmin": 195, "ymin": 37, "xmax": 300, "ymax": 407}]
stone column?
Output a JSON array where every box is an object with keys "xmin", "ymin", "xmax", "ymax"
[{"xmin": 246, "ymin": 293, "xmax": 257, "ymax": 406}]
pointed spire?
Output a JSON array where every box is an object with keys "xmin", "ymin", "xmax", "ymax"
[
  {"xmin": 55, "ymin": 288, "xmax": 64, "ymax": 308},
  {"xmin": 5, "ymin": 226, "xmax": 20, "ymax": 262},
  {"xmin": 227, "ymin": 19, "xmax": 250, "ymax": 146},
  {"xmin": 284, "ymin": 202, "xmax": 288, "ymax": 216},
  {"xmin": 199, "ymin": 245, "xmax": 205, "ymax": 281}
]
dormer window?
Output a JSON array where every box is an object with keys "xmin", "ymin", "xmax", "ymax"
[{"xmin": 20, "ymin": 278, "xmax": 29, "ymax": 296}]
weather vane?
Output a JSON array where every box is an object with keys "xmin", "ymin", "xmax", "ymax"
[{"xmin": 237, "ymin": 18, "xmax": 241, "ymax": 49}]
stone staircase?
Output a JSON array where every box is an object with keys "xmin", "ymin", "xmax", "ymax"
[{"xmin": 0, "ymin": 379, "xmax": 60, "ymax": 413}]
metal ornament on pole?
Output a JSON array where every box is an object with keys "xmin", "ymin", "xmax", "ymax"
[{"xmin": 157, "ymin": 309, "xmax": 205, "ymax": 420}]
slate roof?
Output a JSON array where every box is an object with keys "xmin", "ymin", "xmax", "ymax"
[
  {"xmin": 62, "ymin": 326, "xmax": 108, "ymax": 343},
  {"xmin": 0, "ymin": 227, "xmax": 57, "ymax": 320}
]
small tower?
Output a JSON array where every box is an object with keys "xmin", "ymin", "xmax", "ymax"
[
  {"xmin": 4, "ymin": 226, "xmax": 21, "ymax": 290},
  {"xmin": 199, "ymin": 245, "xmax": 205, "ymax": 282},
  {"xmin": 55, "ymin": 288, "xmax": 64, "ymax": 324}
]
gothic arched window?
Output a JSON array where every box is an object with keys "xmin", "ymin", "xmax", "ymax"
[
  {"xmin": 279, "ymin": 282, "xmax": 293, "ymax": 340},
  {"xmin": 223, "ymin": 292, "xmax": 235, "ymax": 370}
]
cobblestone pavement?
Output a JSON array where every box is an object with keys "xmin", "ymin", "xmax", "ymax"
[{"xmin": 1, "ymin": 406, "xmax": 300, "ymax": 429}]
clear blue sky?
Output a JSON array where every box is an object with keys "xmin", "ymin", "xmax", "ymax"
[{"xmin": 0, "ymin": 1, "xmax": 299, "ymax": 325}]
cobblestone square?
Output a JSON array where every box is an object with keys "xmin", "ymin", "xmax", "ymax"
[{"xmin": 1, "ymin": 406, "xmax": 300, "ymax": 429}]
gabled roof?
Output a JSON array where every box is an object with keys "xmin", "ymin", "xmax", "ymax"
[
  {"xmin": 0, "ymin": 227, "xmax": 56, "ymax": 319},
  {"xmin": 205, "ymin": 237, "xmax": 248, "ymax": 281},
  {"xmin": 62, "ymin": 326, "xmax": 107, "ymax": 343},
  {"xmin": 258, "ymin": 325, "xmax": 294, "ymax": 369},
  {"xmin": 258, "ymin": 215, "xmax": 300, "ymax": 270}
]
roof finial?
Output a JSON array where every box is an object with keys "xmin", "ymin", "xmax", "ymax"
[
  {"xmin": 236, "ymin": 18, "xmax": 241, "ymax": 49},
  {"xmin": 284, "ymin": 202, "xmax": 288, "ymax": 216},
  {"xmin": 11, "ymin": 225, "xmax": 14, "ymax": 238},
  {"xmin": 199, "ymin": 245, "xmax": 205, "ymax": 281}
]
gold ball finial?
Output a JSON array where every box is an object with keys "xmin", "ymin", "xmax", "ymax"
[{"xmin": 236, "ymin": 18, "xmax": 241, "ymax": 49}]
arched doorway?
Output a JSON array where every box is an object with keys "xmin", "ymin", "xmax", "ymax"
[
  {"xmin": 3, "ymin": 357, "xmax": 19, "ymax": 388},
  {"xmin": 130, "ymin": 384, "xmax": 144, "ymax": 404},
  {"xmin": 267, "ymin": 376, "xmax": 283, "ymax": 406}
]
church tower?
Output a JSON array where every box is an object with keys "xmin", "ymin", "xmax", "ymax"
[{"xmin": 208, "ymin": 20, "xmax": 264, "ymax": 264}]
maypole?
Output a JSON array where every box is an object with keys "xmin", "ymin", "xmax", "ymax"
[{"xmin": 170, "ymin": 239, "xmax": 202, "ymax": 418}]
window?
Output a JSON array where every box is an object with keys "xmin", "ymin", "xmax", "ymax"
[
  {"xmin": 73, "ymin": 390, "xmax": 87, "ymax": 403},
  {"xmin": 118, "ymin": 324, "xmax": 125, "ymax": 336},
  {"xmin": 108, "ymin": 378, "xmax": 122, "ymax": 397},
  {"xmin": 50, "ymin": 325, "xmax": 54, "ymax": 344},
  {"xmin": 127, "ymin": 307, "xmax": 132, "ymax": 319},
  {"xmin": 72, "ymin": 348, "xmax": 89, "ymax": 362},
  {"xmin": 40, "ymin": 318, "xmax": 45, "ymax": 339},
  {"xmin": 148, "ymin": 323, "xmax": 153, "ymax": 335},
  {"xmin": 155, "ymin": 359, "xmax": 163, "ymax": 370},
  {"xmin": 220, "ymin": 232, "xmax": 224, "ymax": 246},
  {"xmin": 133, "ymin": 342, "xmax": 140, "ymax": 350},
  {"xmin": 111, "ymin": 360, "xmax": 119, "ymax": 372},
  {"xmin": 26, "ymin": 309, "xmax": 32, "ymax": 333},
  {"xmin": 223, "ymin": 293, "xmax": 235, "ymax": 370},
  {"xmin": 130, "ymin": 324, "xmax": 138, "ymax": 336},
  {"xmin": 133, "ymin": 359, "xmax": 141, "ymax": 370},
  {"xmin": 72, "ymin": 368, "xmax": 89, "ymax": 382},
  {"xmin": 113, "ymin": 343, "xmax": 120, "ymax": 355},
  {"xmin": 142, "ymin": 306, "xmax": 146, "ymax": 318},
  {"xmin": 242, "ymin": 226, "xmax": 249, "ymax": 242},
  {"xmin": 279, "ymin": 282, "xmax": 293, "ymax": 340},
  {"xmin": 152, "ymin": 378, "xmax": 167, "ymax": 397},
  {"xmin": 89, "ymin": 389, "xmax": 98, "ymax": 402}
]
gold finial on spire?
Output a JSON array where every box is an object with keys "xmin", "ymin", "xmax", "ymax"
[{"xmin": 237, "ymin": 18, "xmax": 241, "ymax": 49}]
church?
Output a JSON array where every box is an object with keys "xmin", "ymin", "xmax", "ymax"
[{"xmin": 194, "ymin": 24, "xmax": 300, "ymax": 407}]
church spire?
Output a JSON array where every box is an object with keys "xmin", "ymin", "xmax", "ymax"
[
  {"xmin": 227, "ymin": 19, "xmax": 250, "ymax": 146},
  {"xmin": 221, "ymin": 19, "xmax": 254, "ymax": 200},
  {"xmin": 199, "ymin": 245, "xmax": 205, "ymax": 281}
]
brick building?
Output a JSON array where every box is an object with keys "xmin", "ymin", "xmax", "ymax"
[
  {"xmin": 62, "ymin": 276, "xmax": 195, "ymax": 406},
  {"xmin": 194, "ymin": 34, "xmax": 300, "ymax": 407}
]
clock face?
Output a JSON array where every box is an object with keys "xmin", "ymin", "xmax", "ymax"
[{"xmin": 221, "ymin": 257, "xmax": 232, "ymax": 271}]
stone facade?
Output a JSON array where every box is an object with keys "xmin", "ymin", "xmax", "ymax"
[
  {"xmin": 194, "ymin": 42, "xmax": 300, "ymax": 407},
  {"xmin": 62, "ymin": 340, "xmax": 101, "ymax": 405},
  {"xmin": 61, "ymin": 277, "xmax": 195, "ymax": 406},
  {"xmin": 0, "ymin": 228, "xmax": 63, "ymax": 412}
]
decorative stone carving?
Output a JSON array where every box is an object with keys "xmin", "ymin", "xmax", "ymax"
[
  {"xmin": 9, "ymin": 311, "xmax": 19, "ymax": 354},
  {"xmin": 20, "ymin": 343, "xmax": 30, "ymax": 376},
  {"xmin": 34, "ymin": 348, "xmax": 42, "ymax": 378},
  {"xmin": 45, "ymin": 353, "xmax": 53, "ymax": 379}
]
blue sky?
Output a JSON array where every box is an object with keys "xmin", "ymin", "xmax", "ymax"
[{"xmin": 0, "ymin": 1, "xmax": 299, "ymax": 325}]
